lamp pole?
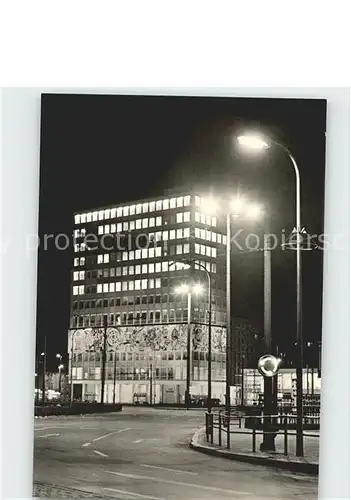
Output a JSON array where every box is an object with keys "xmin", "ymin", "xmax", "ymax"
[
  {"xmin": 69, "ymin": 329, "xmax": 78, "ymax": 406},
  {"xmin": 112, "ymin": 351, "xmax": 117, "ymax": 404},
  {"xmin": 100, "ymin": 315, "xmax": 108, "ymax": 405},
  {"xmin": 225, "ymin": 212, "xmax": 231, "ymax": 415},
  {"xmin": 41, "ymin": 336, "xmax": 47, "ymax": 406},
  {"xmin": 185, "ymin": 291, "xmax": 192, "ymax": 409}
]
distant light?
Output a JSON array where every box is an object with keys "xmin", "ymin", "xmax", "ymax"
[
  {"xmin": 175, "ymin": 284, "xmax": 189, "ymax": 294},
  {"xmin": 58, "ymin": 364, "xmax": 64, "ymax": 370},
  {"xmin": 237, "ymin": 135, "xmax": 270, "ymax": 150},
  {"xmin": 230, "ymin": 196, "xmax": 246, "ymax": 215},
  {"xmin": 200, "ymin": 196, "xmax": 219, "ymax": 214},
  {"xmin": 56, "ymin": 353, "xmax": 62, "ymax": 358},
  {"xmin": 192, "ymin": 283, "xmax": 204, "ymax": 295},
  {"xmin": 40, "ymin": 352, "xmax": 45, "ymax": 356},
  {"xmin": 35, "ymin": 373, "xmax": 37, "ymax": 377},
  {"xmin": 246, "ymin": 203, "xmax": 264, "ymax": 220}
]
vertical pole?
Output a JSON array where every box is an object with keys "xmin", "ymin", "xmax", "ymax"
[
  {"xmin": 70, "ymin": 329, "xmax": 75, "ymax": 406},
  {"xmin": 186, "ymin": 291, "xmax": 192, "ymax": 409},
  {"xmin": 112, "ymin": 351, "xmax": 117, "ymax": 404},
  {"xmin": 311, "ymin": 367, "xmax": 314, "ymax": 396},
  {"xmin": 100, "ymin": 316, "xmax": 108, "ymax": 405},
  {"xmin": 149, "ymin": 363, "xmax": 153, "ymax": 406},
  {"xmin": 207, "ymin": 270, "xmax": 212, "ymax": 413},
  {"xmin": 261, "ymin": 223, "xmax": 276, "ymax": 451},
  {"xmin": 41, "ymin": 336, "xmax": 47, "ymax": 405},
  {"xmin": 58, "ymin": 367, "xmax": 62, "ymax": 393},
  {"xmin": 241, "ymin": 356, "xmax": 245, "ymax": 406},
  {"xmin": 225, "ymin": 213, "xmax": 231, "ymax": 414}
]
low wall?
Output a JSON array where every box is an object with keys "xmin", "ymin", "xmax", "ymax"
[{"xmin": 35, "ymin": 403, "xmax": 122, "ymax": 417}]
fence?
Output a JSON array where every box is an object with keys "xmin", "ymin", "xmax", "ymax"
[{"xmin": 205, "ymin": 408, "xmax": 320, "ymax": 456}]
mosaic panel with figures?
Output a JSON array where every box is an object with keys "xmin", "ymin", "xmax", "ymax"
[{"xmin": 68, "ymin": 324, "xmax": 226, "ymax": 354}]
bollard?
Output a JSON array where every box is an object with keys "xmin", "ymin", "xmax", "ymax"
[
  {"xmin": 210, "ymin": 412, "xmax": 214, "ymax": 444},
  {"xmin": 252, "ymin": 418, "xmax": 256, "ymax": 453},
  {"xmin": 205, "ymin": 412, "xmax": 209, "ymax": 442},
  {"xmin": 284, "ymin": 416, "xmax": 288, "ymax": 455},
  {"xmin": 218, "ymin": 413, "xmax": 222, "ymax": 447}
]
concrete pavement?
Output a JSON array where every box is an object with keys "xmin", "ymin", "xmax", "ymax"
[{"xmin": 34, "ymin": 407, "xmax": 318, "ymax": 499}]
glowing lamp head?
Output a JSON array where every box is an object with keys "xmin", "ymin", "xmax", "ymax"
[
  {"xmin": 200, "ymin": 196, "xmax": 219, "ymax": 214},
  {"xmin": 230, "ymin": 196, "xmax": 246, "ymax": 216},
  {"xmin": 192, "ymin": 283, "xmax": 204, "ymax": 295},
  {"xmin": 58, "ymin": 364, "xmax": 64, "ymax": 370},
  {"xmin": 257, "ymin": 354, "xmax": 282, "ymax": 377},
  {"xmin": 237, "ymin": 135, "xmax": 270, "ymax": 150}
]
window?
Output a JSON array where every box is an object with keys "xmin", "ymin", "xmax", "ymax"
[
  {"xmin": 110, "ymin": 268, "xmax": 116, "ymax": 277},
  {"xmin": 98, "ymin": 226, "xmax": 103, "ymax": 235},
  {"xmin": 155, "ymin": 262, "xmax": 161, "ymax": 272},
  {"xmin": 155, "ymin": 310, "xmax": 161, "ymax": 322},
  {"xmin": 81, "ymin": 214, "xmax": 87, "ymax": 223},
  {"xmin": 176, "ymin": 213, "xmax": 183, "ymax": 223},
  {"xmin": 109, "ymin": 283, "xmax": 115, "ymax": 293},
  {"xmin": 156, "ymin": 216, "xmax": 162, "ymax": 226},
  {"xmin": 122, "ymin": 206, "xmax": 129, "ymax": 217},
  {"xmin": 104, "ymin": 254, "xmax": 109, "ymax": 263},
  {"xmin": 211, "ymin": 247, "xmax": 217, "ymax": 258},
  {"xmin": 122, "ymin": 221, "xmax": 128, "ymax": 231},
  {"xmin": 122, "ymin": 251, "xmax": 128, "ymax": 261},
  {"xmin": 73, "ymin": 286, "xmax": 79, "ymax": 295},
  {"xmin": 129, "ymin": 250, "xmax": 135, "ymax": 260},
  {"xmin": 195, "ymin": 228, "xmax": 200, "ymax": 238},
  {"xmin": 156, "ymin": 200, "xmax": 162, "ymax": 211},
  {"xmin": 123, "ymin": 266, "xmax": 128, "ymax": 276},
  {"xmin": 170, "ymin": 198, "xmax": 176, "ymax": 209},
  {"xmin": 116, "ymin": 267, "xmax": 122, "ymax": 276},
  {"xmin": 149, "ymin": 201, "xmax": 155, "ymax": 211},
  {"xmin": 135, "ymin": 264, "xmax": 141, "ymax": 274},
  {"xmin": 136, "ymin": 219, "xmax": 142, "ymax": 229},
  {"xmin": 135, "ymin": 279, "xmax": 141, "ymax": 290},
  {"xmin": 169, "ymin": 229, "xmax": 175, "ymax": 239},
  {"xmin": 149, "ymin": 278, "xmax": 154, "ymax": 288},
  {"xmin": 104, "ymin": 224, "xmax": 110, "ymax": 234},
  {"xmin": 155, "ymin": 278, "xmax": 161, "ymax": 288},
  {"xmin": 184, "ymin": 227, "xmax": 190, "ymax": 238},
  {"xmin": 176, "ymin": 245, "xmax": 182, "ymax": 255},
  {"xmin": 212, "ymin": 216, "xmax": 217, "ymax": 227},
  {"xmin": 92, "ymin": 211, "xmax": 98, "ymax": 221},
  {"xmin": 211, "ymin": 263, "xmax": 216, "ymax": 273},
  {"xmin": 115, "ymin": 282, "xmax": 121, "ymax": 292},
  {"xmin": 73, "ymin": 271, "xmax": 79, "ymax": 281},
  {"xmin": 135, "ymin": 203, "xmax": 142, "ymax": 214},
  {"xmin": 149, "ymin": 263, "xmax": 155, "ymax": 273},
  {"xmin": 195, "ymin": 243, "xmax": 200, "ymax": 254},
  {"xmin": 142, "ymin": 264, "xmax": 148, "ymax": 274},
  {"xmin": 129, "ymin": 265, "xmax": 134, "ymax": 275},
  {"xmin": 163, "ymin": 199, "xmax": 169, "ymax": 210},
  {"xmin": 74, "ymin": 214, "xmax": 81, "ymax": 224},
  {"xmin": 102, "ymin": 284, "xmax": 108, "ymax": 293},
  {"xmin": 128, "ymin": 281, "xmax": 134, "ymax": 291},
  {"xmin": 149, "ymin": 217, "xmax": 155, "ymax": 227},
  {"xmin": 155, "ymin": 247, "xmax": 162, "ymax": 257},
  {"xmin": 122, "ymin": 282, "xmax": 128, "ymax": 291},
  {"xmin": 74, "ymin": 257, "xmax": 79, "ymax": 266},
  {"xmin": 142, "ymin": 218, "xmax": 148, "ymax": 229},
  {"xmin": 206, "ymin": 246, "xmax": 211, "ymax": 257},
  {"xmin": 212, "ymin": 232, "xmax": 217, "ymax": 242},
  {"xmin": 176, "ymin": 196, "xmax": 183, "ymax": 207},
  {"xmin": 117, "ymin": 222, "xmax": 122, "ymax": 232},
  {"xmin": 184, "ymin": 243, "xmax": 189, "ymax": 253},
  {"xmin": 177, "ymin": 228, "xmax": 183, "ymax": 239},
  {"xmin": 142, "ymin": 279, "xmax": 148, "ymax": 289},
  {"xmin": 155, "ymin": 231, "xmax": 162, "ymax": 241},
  {"xmin": 149, "ymin": 247, "xmax": 155, "ymax": 259},
  {"xmin": 110, "ymin": 223, "xmax": 116, "ymax": 233},
  {"xmin": 142, "ymin": 248, "xmax": 148, "ymax": 259},
  {"xmin": 184, "ymin": 195, "xmax": 191, "ymax": 206},
  {"xmin": 135, "ymin": 249, "xmax": 141, "ymax": 260},
  {"xmin": 130, "ymin": 220, "xmax": 135, "ymax": 230},
  {"xmin": 98, "ymin": 210, "xmax": 104, "ymax": 221},
  {"xmin": 184, "ymin": 212, "xmax": 190, "ymax": 222},
  {"xmin": 142, "ymin": 202, "xmax": 148, "ymax": 213},
  {"xmin": 162, "ymin": 261, "xmax": 168, "ymax": 272},
  {"xmin": 223, "ymin": 235, "xmax": 227, "ymax": 245},
  {"xmin": 195, "ymin": 212, "xmax": 200, "ymax": 222},
  {"xmin": 206, "ymin": 215, "xmax": 211, "ymax": 226}
]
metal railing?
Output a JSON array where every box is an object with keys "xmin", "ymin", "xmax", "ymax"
[{"xmin": 205, "ymin": 408, "xmax": 320, "ymax": 456}]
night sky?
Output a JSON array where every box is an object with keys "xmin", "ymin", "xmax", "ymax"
[{"xmin": 37, "ymin": 94, "xmax": 326, "ymax": 371}]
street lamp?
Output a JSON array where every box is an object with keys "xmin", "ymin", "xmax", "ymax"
[
  {"xmin": 237, "ymin": 133, "xmax": 305, "ymax": 457},
  {"xmin": 40, "ymin": 347, "xmax": 46, "ymax": 406},
  {"xmin": 171, "ymin": 258, "xmax": 213, "ymax": 413},
  {"xmin": 58, "ymin": 364, "xmax": 64, "ymax": 393}
]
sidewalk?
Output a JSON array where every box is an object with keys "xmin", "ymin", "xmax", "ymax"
[{"xmin": 190, "ymin": 426, "xmax": 319, "ymax": 475}]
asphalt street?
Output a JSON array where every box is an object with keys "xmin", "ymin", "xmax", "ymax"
[{"xmin": 34, "ymin": 407, "xmax": 318, "ymax": 500}]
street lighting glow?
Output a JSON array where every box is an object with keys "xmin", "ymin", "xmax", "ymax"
[
  {"xmin": 192, "ymin": 283, "xmax": 204, "ymax": 295},
  {"xmin": 200, "ymin": 196, "xmax": 219, "ymax": 214},
  {"xmin": 230, "ymin": 196, "xmax": 246, "ymax": 215},
  {"xmin": 237, "ymin": 135, "xmax": 270, "ymax": 150},
  {"xmin": 246, "ymin": 203, "xmax": 264, "ymax": 220},
  {"xmin": 175, "ymin": 284, "xmax": 189, "ymax": 294}
]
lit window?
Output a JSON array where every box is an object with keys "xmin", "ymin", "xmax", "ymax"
[
  {"xmin": 130, "ymin": 205, "xmax": 135, "ymax": 215},
  {"xmin": 217, "ymin": 234, "xmax": 221, "ymax": 244},
  {"xmin": 136, "ymin": 204, "xmax": 142, "ymax": 214},
  {"xmin": 129, "ymin": 265, "xmax": 134, "ymax": 275},
  {"xmin": 97, "ymin": 255, "xmax": 103, "ymax": 264},
  {"xmin": 201, "ymin": 245, "xmax": 206, "ymax": 255},
  {"xmin": 116, "ymin": 267, "xmax": 121, "ymax": 276},
  {"xmin": 74, "ymin": 214, "xmax": 81, "ymax": 224},
  {"xmin": 155, "ymin": 262, "xmax": 161, "ymax": 272},
  {"xmin": 223, "ymin": 235, "xmax": 227, "ymax": 245},
  {"xmin": 115, "ymin": 282, "xmax": 121, "ymax": 292},
  {"xmin": 184, "ymin": 212, "xmax": 190, "ymax": 222},
  {"xmin": 99, "ymin": 210, "xmax": 104, "ymax": 220},
  {"xmin": 184, "ymin": 244, "xmax": 190, "ymax": 253},
  {"xmin": 162, "ymin": 261, "xmax": 168, "ymax": 272},
  {"xmin": 149, "ymin": 247, "xmax": 155, "ymax": 258},
  {"xmin": 81, "ymin": 214, "xmax": 87, "ymax": 223},
  {"xmin": 162, "ymin": 230, "xmax": 168, "ymax": 241},
  {"xmin": 176, "ymin": 213, "xmax": 183, "ymax": 223},
  {"xmin": 195, "ymin": 212, "xmax": 200, "ymax": 222},
  {"xmin": 102, "ymin": 284, "xmax": 108, "ymax": 293},
  {"xmin": 176, "ymin": 196, "xmax": 183, "ymax": 207},
  {"xmin": 195, "ymin": 196, "xmax": 201, "ymax": 206},
  {"xmin": 104, "ymin": 254, "xmax": 109, "ymax": 263},
  {"xmin": 177, "ymin": 229, "xmax": 183, "ymax": 239},
  {"xmin": 212, "ymin": 216, "xmax": 217, "ymax": 227},
  {"xmin": 149, "ymin": 263, "xmax": 155, "ymax": 273},
  {"xmin": 123, "ymin": 266, "xmax": 128, "ymax": 276},
  {"xmin": 184, "ymin": 195, "xmax": 191, "ymax": 206},
  {"xmin": 211, "ymin": 263, "xmax": 216, "ymax": 273},
  {"xmin": 93, "ymin": 212, "xmax": 98, "ymax": 221},
  {"xmin": 110, "ymin": 268, "xmax": 115, "ymax": 277},
  {"xmin": 117, "ymin": 222, "xmax": 122, "ymax": 232},
  {"xmin": 149, "ymin": 201, "xmax": 155, "ymax": 211},
  {"xmin": 176, "ymin": 245, "xmax": 182, "ymax": 255},
  {"xmin": 212, "ymin": 232, "xmax": 217, "ymax": 242},
  {"xmin": 142, "ymin": 218, "xmax": 148, "ymax": 229},
  {"xmin": 129, "ymin": 281, "xmax": 134, "ymax": 291},
  {"xmin": 130, "ymin": 220, "xmax": 135, "ymax": 231},
  {"xmin": 123, "ymin": 222, "xmax": 129, "ymax": 231},
  {"xmin": 135, "ymin": 265, "xmax": 141, "ymax": 274},
  {"xmin": 206, "ymin": 230, "xmax": 211, "ymax": 241},
  {"xmin": 170, "ymin": 198, "xmax": 176, "ymax": 209},
  {"xmin": 104, "ymin": 225, "xmax": 110, "ymax": 234},
  {"xmin": 97, "ymin": 284, "xmax": 102, "ymax": 294},
  {"xmin": 87, "ymin": 213, "xmax": 92, "ymax": 222},
  {"xmin": 142, "ymin": 249, "xmax": 148, "ymax": 259},
  {"xmin": 200, "ymin": 229, "xmax": 206, "ymax": 240},
  {"xmin": 73, "ymin": 271, "xmax": 79, "ymax": 281},
  {"xmin": 80, "ymin": 243, "xmax": 86, "ymax": 251},
  {"xmin": 155, "ymin": 247, "xmax": 162, "ymax": 257},
  {"xmin": 79, "ymin": 286, "xmax": 85, "ymax": 295},
  {"xmin": 74, "ymin": 257, "xmax": 79, "ymax": 266},
  {"xmin": 169, "ymin": 230, "xmax": 176, "ymax": 240},
  {"xmin": 155, "ymin": 278, "xmax": 161, "ymax": 288},
  {"xmin": 156, "ymin": 200, "xmax": 162, "ymax": 211},
  {"xmin": 155, "ymin": 231, "xmax": 162, "ymax": 241},
  {"xmin": 122, "ymin": 282, "xmax": 128, "ymax": 291},
  {"xmin": 123, "ymin": 206, "xmax": 129, "ymax": 217},
  {"xmin": 129, "ymin": 250, "xmax": 135, "ymax": 260},
  {"xmin": 184, "ymin": 227, "xmax": 190, "ymax": 238},
  {"xmin": 142, "ymin": 279, "xmax": 148, "ymax": 290},
  {"xmin": 110, "ymin": 224, "xmax": 116, "ymax": 233},
  {"xmin": 195, "ymin": 243, "xmax": 200, "ymax": 254},
  {"xmin": 149, "ymin": 278, "xmax": 154, "ymax": 289},
  {"xmin": 122, "ymin": 252, "xmax": 128, "ymax": 261},
  {"xmin": 163, "ymin": 199, "xmax": 169, "ymax": 210},
  {"xmin": 142, "ymin": 202, "xmax": 148, "ymax": 213},
  {"xmin": 111, "ymin": 208, "xmax": 116, "ymax": 218},
  {"xmin": 149, "ymin": 217, "xmax": 155, "ymax": 227},
  {"xmin": 142, "ymin": 264, "xmax": 148, "ymax": 274},
  {"xmin": 206, "ymin": 246, "xmax": 211, "ymax": 257},
  {"xmin": 135, "ymin": 249, "xmax": 141, "ymax": 260},
  {"xmin": 136, "ymin": 219, "xmax": 142, "ymax": 229},
  {"xmin": 156, "ymin": 216, "xmax": 162, "ymax": 226},
  {"xmin": 117, "ymin": 207, "xmax": 123, "ymax": 217},
  {"xmin": 206, "ymin": 215, "xmax": 211, "ymax": 226},
  {"xmin": 195, "ymin": 228, "xmax": 200, "ymax": 238},
  {"xmin": 206, "ymin": 262, "xmax": 211, "ymax": 272},
  {"xmin": 201, "ymin": 214, "xmax": 206, "ymax": 224},
  {"xmin": 79, "ymin": 271, "xmax": 85, "ymax": 280},
  {"xmin": 73, "ymin": 243, "xmax": 78, "ymax": 252},
  {"xmin": 109, "ymin": 283, "xmax": 115, "ymax": 293},
  {"xmin": 211, "ymin": 247, "xmax": 217, "ymax": 258},
  {"xmin": 80, "ymin": 257, "xmax": 85, "ymax": 265},
  {"xmin": 135, "ymin": 280, "xmax": 141, "ymax": 290}
]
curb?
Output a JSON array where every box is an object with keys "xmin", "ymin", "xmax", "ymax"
[{"xmin": 190, "ymin": 428, "xmax": 318, "ymax": 476}]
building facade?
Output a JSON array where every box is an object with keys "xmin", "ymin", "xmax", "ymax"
[{"xmin": 69, "ymin": 191, "xmax": 232, "ymax": 404}]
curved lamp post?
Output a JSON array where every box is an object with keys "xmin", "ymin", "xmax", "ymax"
[{"xmin": 237, "ymin": 134, "xmax": 304, "ymax": 457}]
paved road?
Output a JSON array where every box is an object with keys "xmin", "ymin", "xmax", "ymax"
[{"xmin": 34, "ymin": 407, "xmax": 318, "ymax": 500}]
